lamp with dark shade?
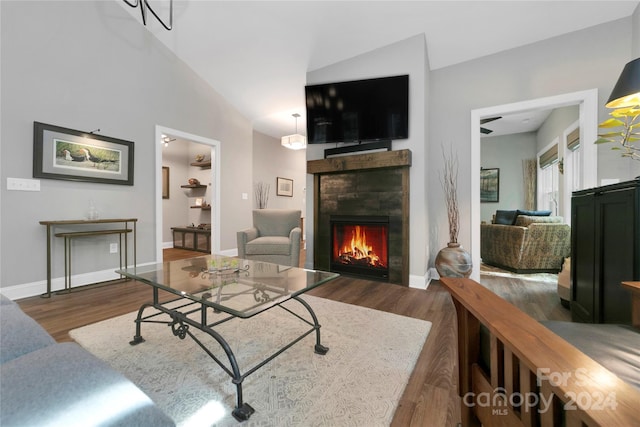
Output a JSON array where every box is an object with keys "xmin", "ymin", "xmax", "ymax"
[{"xmin": 606, "ymin": 57, "xmax": 640, "ymax": 108}]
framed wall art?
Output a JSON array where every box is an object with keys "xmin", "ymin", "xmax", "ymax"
[
  {"xmin": 480, "ymin": 168, "xmax": 499, "ymax": 203},
  {"xmin": 162, "ymin": 166, "xmax": 170, "ymax": 198},
  {"xmin": 33, "ymin": 121, "xmax": 134, "ymax": 185},
  {"xmin": 276, "ymin": 177, "xmax": 293, "ymax": 197}
]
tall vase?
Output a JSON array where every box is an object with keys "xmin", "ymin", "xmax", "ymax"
[{"xmin": 435, "ymin": 242, "xmax": 472, "ymax": 278}]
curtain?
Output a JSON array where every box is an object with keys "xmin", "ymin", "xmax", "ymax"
[{"xmin": 522, "ymin": 158, "xmax": 537, "ymax": 210}]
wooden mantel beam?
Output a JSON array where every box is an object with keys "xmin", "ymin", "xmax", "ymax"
[{"xmin": 307, "ymin": 149, "xmax": 411, "ymax": 175}]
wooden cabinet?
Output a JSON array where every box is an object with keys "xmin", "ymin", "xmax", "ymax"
[
  {"xmin": 570, "ymin": 179, "xmax": 640, "ymax": 324},
  {"xmin": 172, "ymin": 227, "xmax": 211, "ymax": 253}
]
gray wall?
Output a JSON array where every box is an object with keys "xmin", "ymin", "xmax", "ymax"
[
  {"xmin": 598, "ymin": 6, "xmax": 640, "ymax": 182},
  {"xmin": 252, "ymin": 131, "xmax": 307, "ymax": 214},
  {"xmin": 1, "ymin": 2, "xmax": 638, "ymax": 295},
  {"xmin": 536, "ymin": 106, "xmax": 579, "ymax": 153},
  {"xmin": 428, "ymin": 15, "xmax": 640, "ymax": 268},
  {"xmin": 0, "ymin": 1, "xmax": 253, "ymax": 294},
  {"xmin": 634, "ymin": 4, "xmax": 640, "ymax": 57},
  {"xmin": 480, "ymin": 132, "xmax": 537, "ymax": 223},
  {"xmin": 305, "ymin": 35, "xmax": 430, "ymax": 286}
]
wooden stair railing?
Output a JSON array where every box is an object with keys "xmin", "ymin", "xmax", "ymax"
[{"xmin": 440, "ymin": 277, "xmax": 640, "ymax": 427}]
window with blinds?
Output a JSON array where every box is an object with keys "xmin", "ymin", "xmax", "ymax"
[
  {"xmin": 564, "ymin": 126, "xmax": 582, "ymax": 224},
  {"xmin": 539, "ymin": 144, "xmax": 558, "ymax": 169},
  {"xmin": 567, "ymin": 127, "xmax": 580, "ymax": 151}
]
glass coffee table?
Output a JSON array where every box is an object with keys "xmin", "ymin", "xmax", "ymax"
[{"xmin": 116, "ymin": 255, "xmax": 339, "ymax": 421}]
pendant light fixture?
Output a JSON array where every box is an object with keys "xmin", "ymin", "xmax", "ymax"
[{"xmin": 281, "ymin": 113, "xmax": 307, "ymax": 150}]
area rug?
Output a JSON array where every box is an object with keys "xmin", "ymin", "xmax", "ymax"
[{"xmin": 70, "ymin": 295, "xmax": 431, "ymax": 427}]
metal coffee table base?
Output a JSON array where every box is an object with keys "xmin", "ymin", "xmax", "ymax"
[{"xmin": 129, "ymin": 290, "xmax": 328, "ymax": 422}]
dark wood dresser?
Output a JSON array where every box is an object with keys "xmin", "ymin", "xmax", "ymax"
[{"xmin": 571, "ymin": 178, "xmax": 640, "ymax": 324}]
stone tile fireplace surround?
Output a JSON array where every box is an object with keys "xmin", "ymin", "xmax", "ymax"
[{"xmin": 307, "ymin": 149, "xmax": 411, "ymax": 285}]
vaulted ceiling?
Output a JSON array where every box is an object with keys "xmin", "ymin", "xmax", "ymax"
[{"xmin": 119, "ymin": 1, "xmax": 639, "ymax": 138}]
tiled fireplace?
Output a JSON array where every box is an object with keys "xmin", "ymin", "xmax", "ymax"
[{"xmin": 307, "ymin": 149, "xmax": 411, "ymax": 285}]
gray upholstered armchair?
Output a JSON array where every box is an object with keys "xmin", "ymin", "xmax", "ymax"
[{"xmin": 237, "ymin": 209, "xmax": 301, "ymax": 267}]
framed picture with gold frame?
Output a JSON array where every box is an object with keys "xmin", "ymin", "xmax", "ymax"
[{"xmin": 162, "ymin": 167, "xmax": 170, "ymax": 199}]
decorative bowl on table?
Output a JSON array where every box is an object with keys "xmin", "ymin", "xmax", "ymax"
[{"xmin": 201, "ymin": 258, "xmax": 249, "ymax": 278}]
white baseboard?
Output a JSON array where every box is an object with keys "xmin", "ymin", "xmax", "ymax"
[
  {"xmin": 219, "ymin": 248, "xmax": 238, "ymax": 257},
  {"xmin": 409, "ymin": 273, "xmax": 430, "ymax": 290},
  {"xmin": 0, "ymin": 262, "xmax": 157, "ymax": 301},
  {"xmin": 1, "ymin": 251, "xmax": 425, "ymax": 300}
]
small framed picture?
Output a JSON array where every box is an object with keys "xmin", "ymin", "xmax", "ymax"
[
  {"xmin": 276, "ymin": 177, "xmax": 293, "ymax": 197},
  {"xmin": 162, "ymin": 167, "xmax": 170, "ymax": 199},
  {"xmin": 480, "ymin": 168, "xmax": 500, "ymax": 203},
  {"xmin": 195, "ymin": 197, "xmax": 204, "ymax": 206}
]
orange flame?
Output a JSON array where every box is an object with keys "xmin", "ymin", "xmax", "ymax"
[{"xmin": 337, "ymin": 225, "xmax": 386, "ymax": 267}]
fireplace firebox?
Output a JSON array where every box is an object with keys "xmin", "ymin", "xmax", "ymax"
[{"xmin": 330, "ymin": 215, "xmax": 389, "ymax": 280}]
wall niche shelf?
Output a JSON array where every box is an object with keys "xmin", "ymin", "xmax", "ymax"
[
  {"xmin": 190, "ymin": 161, "xmax": 211, "ymax": 169},
  {"xmin": 191, "ymin": 205, "xmax": 211, "ymax": 210}
]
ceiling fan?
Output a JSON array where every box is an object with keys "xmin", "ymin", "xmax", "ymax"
[{"xmin": 480, "ymin": 116, "xmax": 502, "ymax": 134}]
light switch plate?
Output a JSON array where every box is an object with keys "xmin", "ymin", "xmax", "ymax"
[{"xmin": 7, "ymin": 177, "xmax": 40, "ymax": 191}]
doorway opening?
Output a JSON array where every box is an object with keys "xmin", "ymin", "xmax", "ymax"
[
  {"xmin": 470, "ymin": 89, "xmax": 598, "ymax": 281},
  {"xmin": 155, "ymin": 125, "xmax": 221, "ymax": 263}
]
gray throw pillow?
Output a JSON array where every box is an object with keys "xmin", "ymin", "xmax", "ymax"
[{"xmin": 494, "ymin": 210, "xmax": 518, "ymax": 225}]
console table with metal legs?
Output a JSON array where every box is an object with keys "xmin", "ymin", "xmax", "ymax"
[{"xmin": 40, "ymin": 218, "xmax": 137, "ymax": 297}]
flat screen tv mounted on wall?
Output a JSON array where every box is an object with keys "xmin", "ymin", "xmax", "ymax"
[{"xmin": 305, "ymin": 75, "xmax": 409, "ymax": 145}]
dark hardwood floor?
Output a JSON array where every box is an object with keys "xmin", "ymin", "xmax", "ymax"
[{"xmin": 16, "ymin": 249, "xmax": 569, "ymax": 426}]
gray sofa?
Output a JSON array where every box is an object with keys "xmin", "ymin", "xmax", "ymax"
[{"xmin": 0, "ymin": 293, "xmax": 174, "ymax": 427}]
